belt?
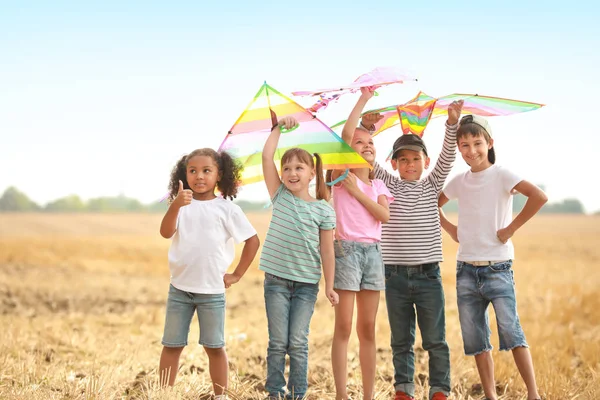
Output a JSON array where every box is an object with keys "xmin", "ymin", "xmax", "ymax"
[{"xmin": 467, "ymin": 260, "xmax": 510, "ymax": 267}]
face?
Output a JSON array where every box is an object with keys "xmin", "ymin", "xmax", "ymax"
[
  {"xmin": 391, "ymin": 149, "xmax": 430, "ymax": 181},
  {"xmin": 352, "ymin": 129, "xmax": 376, "ymax": 163},
  {"xmin": 457, "ymin": 134, "xmax": 494, "ymax": 172},
  {"xmin": 281, "ymin": 156, "xmax": 315, "ymax": 194},
  {"xmin": 186, "ymin": 155, "xmax": 220, "ymax": 199}
]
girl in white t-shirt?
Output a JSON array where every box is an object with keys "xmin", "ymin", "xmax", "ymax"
[
  {"xmin": 438, "ymin": 116, "xmax": 547, "ymax": 400},
  {"xmin": 158, "ymin": 148, "xmax": 260, "ymax": 399},
  {"xmin": 329, "ymin": 87, "xmax": 393, "ymax": 400}
]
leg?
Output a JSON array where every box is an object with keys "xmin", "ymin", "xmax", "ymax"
[
  {"xmin": 332, "ymin": 290, "xmax": 356, "ymax": 400},
  {"xmin": 413, "ymin": 264, "xmax": 450, "ymax": 399},
  {"xmin": 160, "ymin": 284, "xmax": 195, "ymax": 386},
  {"xmin": 512, "ymin": 347, "xmax": 540, "ymax": 400},
  {"xmin": 159, "ymin": 346, "xmax": 184, "ymax": 386},
  {"xmin": 486, "ymin": 262, "xmax": 539, "ymax": 400},
  {"xmin": 385, "ymin": 266, "xmax": 416, "ymax": 397},
  {"xmin": 204, "ymin": 347, "xmax": 228, "ymax": 395},
  {"xmin": 264, "ymin": 274, "xmax": 292, "ymax": 399},
  {"xmin": 456, "ymin": 262, "xmax": 495, "ymax": 399},
  {"xmin": 355, "ymin": 290, "xmax": 380, "ymax": 400},
  {"xmin": 196, "ymin": 293, "xmax": 227, "ymax": 395},
  {"xmin": 474, "ymin": 351, "xmax": 497, "ymax": 400},
  {"xmin": 287, "ymin": 281, "xmax": 319, "ymax": 399}
]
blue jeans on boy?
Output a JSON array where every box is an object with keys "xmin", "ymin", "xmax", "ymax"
[
  {"xmin": 456, "ymin": 260, "xmax": 528, "ymax": 355},
  {"xmin": 385, "ymin": 263, "xmax": 450, "ymax": 399},
  {"xmin": 264, "ymin": 273, "xmax": 319, "ymax": 400}
]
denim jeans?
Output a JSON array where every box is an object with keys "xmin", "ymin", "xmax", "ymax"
[
  {"xmin": 456, "ymin": 260, "xmax": 528, "ymax": 355},
  {"xmin": 334, "ymin": 240, "xmax": 385, "ymax": 291},
  {"xmin": 162, "ymin": 284, "xmax": 225, "ymax": 348},
  {"xmin": 385, "ymin": 263, "xmax": 450, "ymax": 399},
  {"xmin": 264, "ymin": 273, "xmax": 319, "ymax": 399}
]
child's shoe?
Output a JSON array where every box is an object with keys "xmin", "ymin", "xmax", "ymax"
[
  {"xmin": 393, "ymin": 391, "xmax": 414, "ymax": 400},
  {"xmin": 431, "ymin": 393, "xmax": 447, "ymax": 400}
]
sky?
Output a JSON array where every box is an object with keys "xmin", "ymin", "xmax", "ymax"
[{"xmin": 1, "ymin": 1, "xmax": 599, "ymax": 212}]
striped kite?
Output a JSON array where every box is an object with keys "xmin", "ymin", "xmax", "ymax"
[{"xmin": 218, "ymin": 82, "xmax": 371, "ymax": 185}]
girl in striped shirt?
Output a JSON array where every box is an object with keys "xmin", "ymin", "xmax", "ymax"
[{"xmin": 260, "ymin": 112, "xmax": 338, "ymax": 400}]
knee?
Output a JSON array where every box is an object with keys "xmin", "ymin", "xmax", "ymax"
[
  {"xmin": 288, "ymin": 335, "xmax": 309, "ymax": 354},
  {"xmin": 203, "ymin": 346, "xmax": 226, "ymax": 358},
  {"xmin": 356, "ymin": 321, "xmax": 376, "ymax": 343},
  {"xmin": 422, "ymin": 336, "xmax": 448, "ymax": 352},
  {"xmin": 162, "ymin": 346, "xmax": 184, "ymax": 356},
  {"xmin": 334, "ymin": 320, "xmax": 353, "ymax": 341}
]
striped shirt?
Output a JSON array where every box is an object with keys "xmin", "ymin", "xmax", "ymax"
[
  {"xmin": 374, "ymin": 123, "xmax": 457, "ymax": 265},
  {"xmin": 259, "ymin": 184, "xmax": 336, "ymax": 284}
]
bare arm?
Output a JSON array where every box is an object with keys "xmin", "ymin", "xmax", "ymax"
[
  {"xmin": 262, "ymin": 125, "xmax": 284, "ymax": 200},
  {"xmin": 497, "ymin": 180, "xmax": 548, "ymax": 243},
  {"xmin": 341, "ymin": 88, "xmax": 375, "ymax": 145},
  {"xmin": 160, "ymin": 181, "xmax": 192, "ymax": 238},
  {"xmin": 341, "ymin": 172, "xmax": 390, "ymax": 222},
  {"xmin": 438, "ymin": 192, "xmax": 458, "ymax": 243},
  {"xmin": 320, "ymin": 229, "xmax": 339, "ymax": 306},
  {"xmin": 262, "ymin": 115, "xmax": 299, "ymax": 198},
  {"xmin": 223, "ymin": 234, "xmax": 261, "ymax": 288}
]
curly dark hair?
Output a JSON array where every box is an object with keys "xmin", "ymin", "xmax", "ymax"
[{"xmin": 167, "ymin": 148, "xmax": 243, "ymax": 202}]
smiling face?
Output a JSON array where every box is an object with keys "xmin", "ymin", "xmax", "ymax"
[
  {"xmin": 185, "ymin": 155, "xmax": 220, "ymax": 200},
  {"xmin": 391, "ymin": 149, "xmax": 430, "ymax": 181},
  {"xmin": 351, "ymin": 129, "xmax": 376, "ymax": 163},
  {"xmin": 457, "ymin": 133, "xmax": 494, "ymax": 172},
  {"xmin": 280, "ymin": 155, "xmax": 315, "ymax": 195}
]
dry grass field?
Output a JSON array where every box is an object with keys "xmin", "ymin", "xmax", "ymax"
[{"xmin": 0, "ymin": 213, "xmax": 599, "ymax": 399}]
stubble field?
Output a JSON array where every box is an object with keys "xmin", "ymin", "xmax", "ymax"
[{"xmin": 0, "ymin": 213, "xmax": 598, "ymax": 399}]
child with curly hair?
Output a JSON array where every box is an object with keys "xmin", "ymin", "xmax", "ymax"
[{"xmin": 158, "ymin": 148, "xmax": 260, "ymax": 400}]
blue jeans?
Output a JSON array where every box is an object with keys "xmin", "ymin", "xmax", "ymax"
[
  {"xmin": 161, "ymin": 284, "xmax": 225, "ymax": 348},
  {"xmin": 334, "ymin": 240, "xmax": 385, "ymax": 291},
  {"xmin": 456, "ymin": 260, "xmax": 528, "ymax": 355},
  {"xmin": 264, "ymin": 273, "xmax": 319, "ymax": 400},
  {"xmin": 385, "ymin": 263, "xmax": 450, "ymax": 399}
]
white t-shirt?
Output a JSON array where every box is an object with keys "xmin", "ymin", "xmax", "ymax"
[
  {"xmin": 168, "ymin": 197, "xmax": 257, "ymax": 294},
  {"xmin": 442, "ymin": 164, "xmax": 522, "ymax": 261}
]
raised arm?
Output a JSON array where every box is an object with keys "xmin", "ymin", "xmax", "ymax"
[
  {"xmin": 262, "ymin": 112, "xmax": 298, "ymax": 199},
  {"xmin": 341, "ymin": 87, "xmax": 376, "ymax": 144},
  {"xmin": 373, "ymin": 162, "xmax": 399, "ymax": 191},
  {"xmin": 497, "ymin": 180, "xmax": 548, "ymax": 243},
  {"xmin": 428, "ymin": 100, "xmax": 463, "ymax": 193},
  {"xmin": 438, "ymin": 192, "xmax": 458, "ymax": 243},
  {"xmin": 160, "ymin": 180, "xmax": 192, "ymax": 238}
]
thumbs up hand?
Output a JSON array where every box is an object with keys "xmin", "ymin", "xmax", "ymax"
[{"xmin": 174, "ymin": 180, "xmax": 193, "ymax": 207}]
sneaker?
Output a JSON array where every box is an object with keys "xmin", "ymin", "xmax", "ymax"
[
  {"xmin": 431, "ymin": 393, "xmax": 447, "ymax": 400},
  {"xmin": 394, "ymin": 391, "xmax": 414, "ymax": 400}
]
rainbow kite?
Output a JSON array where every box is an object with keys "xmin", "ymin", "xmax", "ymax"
[
  {"xmin": 218, "ymin": 82, "xmax": 370, "ymax": 185},
  {"xmin": 293, "ymin": 67, "xmax": 417, "ymax": 112},
  {"xmin": 331, "ymin": 92, "xmax": 545, "ymax": 137}
]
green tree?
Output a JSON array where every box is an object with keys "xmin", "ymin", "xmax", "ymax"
[
  {"xmin": 44, "ymin": 195, "xmax": 86, "ymax": 212},
  {"xmin": 87, "ymin": 196, "xmax": 145, "ymax": 212},
  {"xmin": 0, "ymin": 187, "xmax": 40, "ymax": 211}
]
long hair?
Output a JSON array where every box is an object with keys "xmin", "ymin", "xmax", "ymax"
[
  {"xmin": 457, "ymin": 120, "xmax": 496, "ymax": 164},
  {"xmin": 280, "ymin": 148, "xmax": 329, "ymax": 201},
  {"xmin": 167, "ymin": 148, "xmax": 243, "ymax": 203}
]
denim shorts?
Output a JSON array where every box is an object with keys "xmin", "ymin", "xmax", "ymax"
[
  {"xmin": 456, "ymin": 260, "xmax": 528, "ymax": 355},
  {"xmin": 161, "ymin": 284, "xmax": 226, "ymax": 348},
  {"xmin": 334, "ymin": 240, "xmax": 385, "ymax": 291}
]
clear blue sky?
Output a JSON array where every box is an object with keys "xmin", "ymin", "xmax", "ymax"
[{"xmin": 1, "ymin": 1, "xmax": 599, "ymax": 212}]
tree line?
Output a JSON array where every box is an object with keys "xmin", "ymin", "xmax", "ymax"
[{"xmin": 0, "ymin": 186, "xmax": 590, "ymax": 214}]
